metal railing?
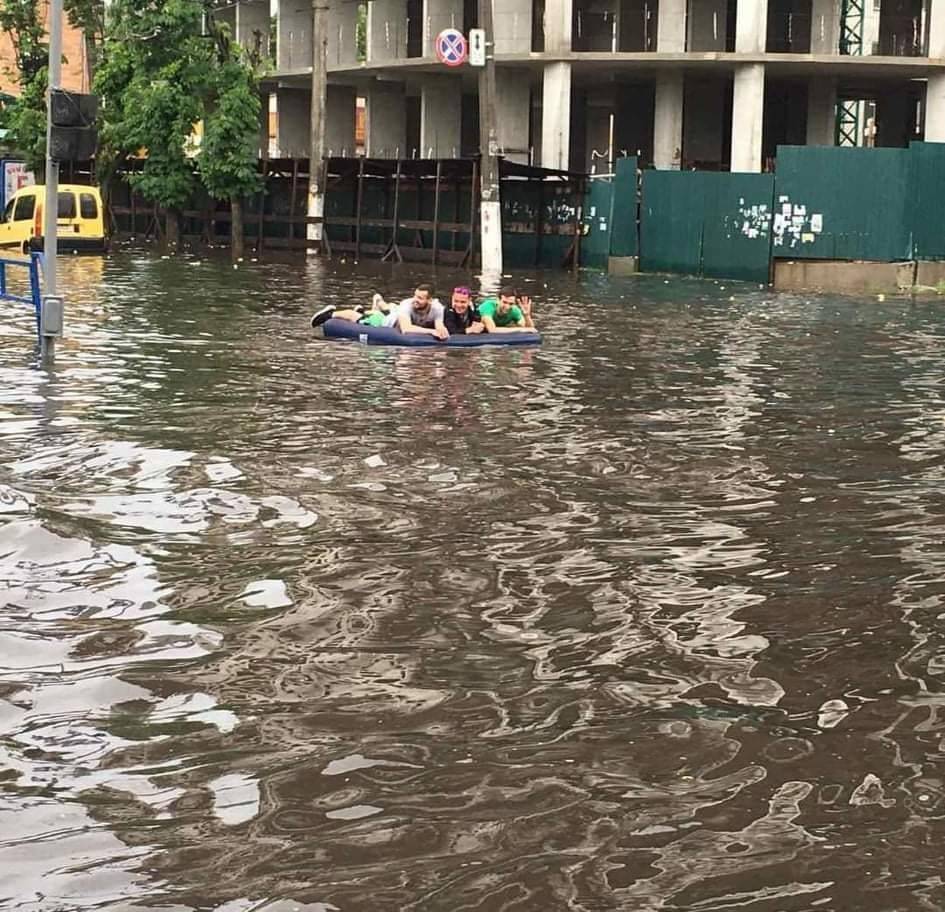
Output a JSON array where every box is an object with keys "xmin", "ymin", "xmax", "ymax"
[{"xmin": 0, "ymin": 252, "xmax": 44, "ymax": 342}]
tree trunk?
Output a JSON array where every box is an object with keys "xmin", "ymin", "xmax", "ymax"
[
  {"xmin": 231, "ymin": 196, "xmax": 244, "ymax": 261},
  {"xmin": 165, "ymin": 208, "xmax": 180, "ymax": 251}
]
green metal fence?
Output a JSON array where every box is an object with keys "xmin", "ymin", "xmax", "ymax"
[
  {"xmin": 909, "ymin": 142, "xmax": 945, "ymax": 261},
  {"xmin": 773, "ymin": 145, "xmax": 913, "ymax": 261},
  {"xmin": 639, "ymin": 170, "xmax": 774, "ymax": 283}
]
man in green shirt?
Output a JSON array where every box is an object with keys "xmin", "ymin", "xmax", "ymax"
[{"xmin": 478, "ymin": 286, "xmax": 535, "ymax": 333}]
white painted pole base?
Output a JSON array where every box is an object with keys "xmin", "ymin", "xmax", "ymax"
[
  {"xmin": 479, "ymin": 198, "xmax": 503, "ymax": 283},
  {"xmin": 306, "ymin": 187, "xmax": 324, "ymax": 255}
]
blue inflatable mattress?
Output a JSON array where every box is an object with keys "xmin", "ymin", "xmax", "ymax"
[{"xmin": 321, "ymin": 318, "xmax": 542, "ymax": 347}]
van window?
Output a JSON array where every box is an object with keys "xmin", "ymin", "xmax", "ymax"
[
  {"xmin": 79, "ymin": 193, "xmax": 98, "ymax": 219},
  {"xmin": 2, "ymin": 199, "xmax": 13, "ymax": 223},
  {"xmin": 13, "ymin": 194, "xmax": 35, "ymax": 221},
  {"xmin": 58, "ymin": 192, "xmax": 76, "ymax": 219}
]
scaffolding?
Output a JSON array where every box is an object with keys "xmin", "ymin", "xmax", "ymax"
[{"xmin": 836, "ymin": 0, "xmax": 864, "ymax": 146}]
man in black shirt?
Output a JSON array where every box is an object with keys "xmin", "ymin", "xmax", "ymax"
[{"xmin": 442, "ymin": 286, "xmax": 484, "ymax": 335}]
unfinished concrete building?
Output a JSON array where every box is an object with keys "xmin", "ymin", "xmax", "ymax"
[{"xmin": 232, "ymin": 0, "xmax": 945, "ymax": 172}]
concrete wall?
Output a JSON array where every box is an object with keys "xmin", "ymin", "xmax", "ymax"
[
  {"xmin": 735, "ymin": 0, "xmax": 768, "ymax": 52},
  {"xmin": 368, "ymin": 0, "xmax": 408, "ymax": 61},
  {"xmin": 326, "ymin": 85, "xmax": 358, "ymax": 155},
  {"xmin": 925, "ymin": 0, "xmax": 945, "ymax": 139},
  {"xmin": 731, "ymin": 64, "xmax": 765, "ymax": 171},
  {"xmin": 424, "ymin": 0, "xmax": 464, "ymax": 56},
  {"xmin": 683, "ymin": 77, "xmax": 727, "ymax": 167},
  {"xmin": 544, "ymin": 0, "xmax": 573, "ymax": 51},
  {"xmin": 496, "ymin": 75, "xmax": 532, "ymax": 163},
  {"xmin": 236, "ymin": 1, "xmax": 270, "ymax": 58},
  {"xmin": 541, "ymin": 62, "xmax": 572, "ymax": 169},
  {"xmin": 420, "ymin": 77, "xmax": 462, "ymax": 156},
  {"xmin": 276, "ymin": 88, "xmax": 311, "ymax": 157},
  {"xmin": 366, "ymin": 82, "xmax": 407, "ymax": 156},
  {"xmin": 278, "ymin": 0, "xmax": 312, "ymax": 70},
  {"xmin": 657, "ymin": 0, "xmax": 687, "ymax": 51},
  {"xmin": 329, "ymin": 0, "xmax": 360, "ymax": 66},
  {"xmin": 654, "ymin": 72, "xmax": 683, "ymax": 168},
  {"xmin": 806, "ymin": 77, "xmax": 837, "ymax": 145},
  {"xmin": 687, "ymin": 0, "xmax": 728, "ymax": 51},
  {"xmin": 773, "ymin": 259, "xmax": 915, "ymax": 294},
  {"xmin": 495, "ymin": 0, "xmax": 533, "ymax": 53},
  {"xmin": 810, "ymin": 0, "xmax": 840, "ymax": 54}
]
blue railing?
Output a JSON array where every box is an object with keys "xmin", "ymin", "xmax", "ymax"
[{"xmin": 0, "ymin": 253, "xmax": 44, "ymax": 340}]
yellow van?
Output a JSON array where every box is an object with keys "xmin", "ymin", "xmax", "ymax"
[{"xmin": 0, "ymin": 184, "xmax": 106, "ymax": 254}]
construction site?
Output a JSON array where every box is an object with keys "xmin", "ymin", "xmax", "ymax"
[{"xmin": 216, "ymin": 0, "xmax": 945, "ymax": 172}]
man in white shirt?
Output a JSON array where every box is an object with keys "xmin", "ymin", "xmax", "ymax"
[{"xmin": 311, "ymin": 284, "xmax": 448, "ymax": 340}]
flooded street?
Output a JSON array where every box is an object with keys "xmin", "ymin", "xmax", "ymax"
[{"xmin": 3, "ymin": 251, "xmax": 945, "ymax": 911}]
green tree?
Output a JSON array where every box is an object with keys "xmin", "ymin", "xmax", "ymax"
[
  {"xmin": 97, "ymin": 0, "xmax": 263, "ymax": 256},
  {"xmin": 198, "ymin": 48, "xmax": 262, "ymax": 260},
  {"xmin": 95, "ymin": 0, "xmax": 207, "ymax": 248}
]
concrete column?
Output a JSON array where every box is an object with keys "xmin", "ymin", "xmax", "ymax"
[
  {"xmin": 367, "ymin": 0, "xmax": 407, "ymax": 62},
  {"xmin": 927, "ymin": 0, "xmax": 945, "ymax": 139},
  {"xmin": 687, "ymin": 0, "xmax": 727, "ymax": 51},
  {"xmin": 927, "ymin": 77, "xmax": 945, "ymax": 140},
  {"xmin": 544, "ymin": 0, "xmax": 573, "ymax": 52},
  {"xmin": 731, "ymin": 64, "xmax": 765, "ymax": 172},
  {"xmin": 496, "ymin": 75, "xmax": 532, "ymax": 163},
  {"xmin": 420, "ymin": 78, "xmax": 462, "ymax": 156},
  {"xmin": 653, "ymin": 72, "xmax": 683, "ymax": 168},
  {"xmin": 366, "ymin": 82, "xmax": 407, "ymax": 156},
  {"xmin": 806, "ymin": 78, "xmax": 837, "ymax": 145},
  {"xmin": 329, "ymin": 1, "xmax": 359, "ymax": 66},
  {"xmin": 326, "ymin": 85, "xmax": 358, "ymax": 156},
  {"xmin": 277, "ymin": 0, "xmax": 312, "ymax": 70},
  {"xmin": 275, "ymin": 88, "xmax": 311, "ymax": 157},
  {"xmin": 236, "ymin": 0, "xmax": 269, "ymax": 57},
  {"xmin": 424, "ymin": 0, "xmax": 463, "ymax": 56},
  {"xmin": 735, "ymin": 0, "xmax": 768, "ymax": 53},
  {"xmin": 810, "ymin": 0, "xmax": 840, "ymax": 54},
  {"xmin": 494, "ymin": 0, "xmax": 532, "ymax": 53},
  {"xmin": 657, "ymin": 0, "xmax": 687, "ymax": 51},
  {"xmin": 931, "ymin": 0, "xmax": 945, "ymax": 56},
  {"xmin": 541, "ymin": 62, "xmax": 571, "ymax": 169}
]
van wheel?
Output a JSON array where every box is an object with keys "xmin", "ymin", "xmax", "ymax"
[{"xmin": 21, "ymin": 240, "xmax": 30, "ymax": 255}]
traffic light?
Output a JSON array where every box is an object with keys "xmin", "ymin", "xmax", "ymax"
[{"xmin": 49, "ymin": 90, "xmax": 98, "ymax": 161}]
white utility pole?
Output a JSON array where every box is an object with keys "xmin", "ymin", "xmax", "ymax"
[
  {"xmin": 477, "ymin": 0, "xmax": 503, "ymax": 279},
  {"xmin": 307, "ymin": 0, "xmax": 329, "ymax": 254}
]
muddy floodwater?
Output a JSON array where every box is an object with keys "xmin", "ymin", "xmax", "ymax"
[{"xmin": 2, "ymin": 252, "xmax": 945, "ymax": 911}]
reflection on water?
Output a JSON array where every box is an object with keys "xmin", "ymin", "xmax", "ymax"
[{"xmin": 3, "ymin": 254, "xmax": 945, "ymax": 909}]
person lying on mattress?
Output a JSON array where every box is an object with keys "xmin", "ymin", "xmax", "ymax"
[
  {"xmin": 311, "ymin": 284, "xmax": 448, "ymax": 339},
  {"xmin": 477, "ymin": 287, "xmax": 535, "ymax": 333},
  {"xmin": 442, "ymin": 286, "xmax": 484, "ymax": 335}
]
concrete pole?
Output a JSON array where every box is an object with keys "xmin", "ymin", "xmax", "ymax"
[
  {"xmin": 735, "ymin": 0, "xmax": 768, "ymax": 52},
  {"xmin": 810, "ymin": 0, "xmax": 841, "ymax": 54},
  {"xmin": 541, "ymin": 62, "xmax": 571, "ymax": 169},
  {"xmin": 478, "ymin": 0, "xmax": 503, "ymax": 278},
  {"xmin": 731, "ymin": 64, "xmax": 765, "ymax": 171},
  {"xmin": 307, "ymin": 0, "xmax": 329, "ymax": 254},
  {"xmin": 806, "ymin": 77, "xmax": 837, "ymax": 145},
  {"xmin": 653, "ymin": 72, "xmax": 684, "ymax": 168},
  {"xmin": 925, "ymin": 0, "xmax": 945, "ymax": 140},
  {"xmin": 656, "ymin": 0, "xmax": 686, "ymax": 51},
  {"xmin": 42, "ymin": 0, "xmax": 63, "ymax": 361}
]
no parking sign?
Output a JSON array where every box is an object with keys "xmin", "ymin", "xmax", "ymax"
[{"xmin": 435, "ymin": 28, "xmax": 468, "ymax": 67}]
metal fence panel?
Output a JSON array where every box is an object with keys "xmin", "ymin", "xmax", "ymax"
[
  {"xmin": 640, "ymin": 170, "xmax": 705, "ymax": 276},
  {"xmin": 581, "ymin": 177, "xmax": 615, "ymax": 269},
  {"xmin": 773, "ymin": 145, "xmax": 912, "ymax": 261},
  {"xmin": 610, "ymin": 156, "xmax": 638, "ymax": 257},
  {"xmin": 909, "ymin": 141, "xmax": 945, "ymax": 261},
  {"xmin": 700, "ymin": 172, "xmax": 774, "ymax": 283}
]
